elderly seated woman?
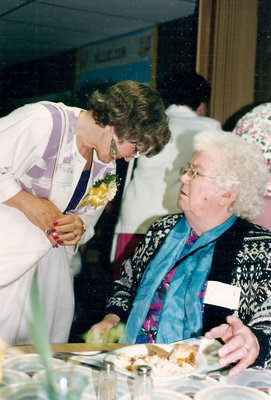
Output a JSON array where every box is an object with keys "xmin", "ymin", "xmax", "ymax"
[{"xmin": 90, "ymin": 130, "xmax": 271, "ymax": 376}]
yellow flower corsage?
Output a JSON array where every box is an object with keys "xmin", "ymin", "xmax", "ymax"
[{"xmin": 78, "ymin": 173, "xmax": 119, "ymax": 209}]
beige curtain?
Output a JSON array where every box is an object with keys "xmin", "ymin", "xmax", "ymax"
[{"xmin": 197, "ymin": 0, "xmax": 258, "ymax": 125}]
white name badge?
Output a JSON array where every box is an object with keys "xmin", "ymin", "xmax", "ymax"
[
  {"xmin": 54, "ymin": 164, "xmax": 73, "ymax": 185},
  {"xmin": 204, "ymin": 281, "xmax": 241, "ymax": 310}
]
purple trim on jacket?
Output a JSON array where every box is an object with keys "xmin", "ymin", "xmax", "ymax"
[{"xmin": 18, "ymin": 103, "xmax": 76, "ymax": 198}]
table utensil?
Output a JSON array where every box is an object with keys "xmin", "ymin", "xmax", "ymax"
[
  {"xmin": 53, "ymin": 351, "xmax": 108, "ymax": 358},
  {"xmin": 188, "ymin": 363, "xmax": 235, "ymax": 380},
  {"xmin": 53, "ymin": 354, "xmax": 134, "ymax": 379}
]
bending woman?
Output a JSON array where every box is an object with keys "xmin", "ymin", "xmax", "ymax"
[{"xmin": 0, "ymin": 81, "xmax": 170, "ymax": 345}]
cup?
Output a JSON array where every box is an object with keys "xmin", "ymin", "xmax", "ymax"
[{"xmin": 37, "ymin": 366, "xmax": 91, "ymax": 400}]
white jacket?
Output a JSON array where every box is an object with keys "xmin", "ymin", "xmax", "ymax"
[{"xmin": 0, "ymin": 102, "xmax": 115, "ymax": 344}]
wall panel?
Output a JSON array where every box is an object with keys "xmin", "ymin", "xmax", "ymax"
[{"xmin": 197, "ymin": 0, "xmax": 258, "ymax": 125}]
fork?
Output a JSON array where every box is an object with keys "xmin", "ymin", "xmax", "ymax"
[
  {"xmin": 188, "ymin": 363, "xmax": 234, "ymax": 380},
  {"xmin": 53, "ymin": 350, "xmax": 108, "ymax": 358}
]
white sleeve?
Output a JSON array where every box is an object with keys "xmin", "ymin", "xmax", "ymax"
[{"xmin": 0, "ymin": 103, "xmax": 53, "ymax": 202}]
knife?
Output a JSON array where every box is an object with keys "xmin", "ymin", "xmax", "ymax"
[{"xmin": 53, "ymin": 355, "xmax": 135, "ymax": 379}]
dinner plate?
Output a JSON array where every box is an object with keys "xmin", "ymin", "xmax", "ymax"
[
  {"xmin": 0, "ymin": 369, "xmax": 30, "ymax": 388},
  {"xmin": 67, "ymin": 351, "xmax": 104, "ymax": 356},
  {"xmin": 220, "ymin": 368, "xmax": 271, "ymax": 394},
  {"xmin": 2, "ymin": 354, "xmax": 65, "ymax": 377},
  {"xmin": 104, "ymin": 338, "xmax": 220, "ymax": 381},
  {"xmin": 0, "ymin": 382, "xmax": 48, "ymax": 400},
  {"xmin": 120, "ymin": 389, "xmax": 191, "ymax": 400},
  {"xmin": 194, "ymin": 385, "xmax": 271, "ymax": 400},
  {"xmin": 0, "ymin": 382, "xmax": 96, "ymax": 400},
  {"xmin": 169, "ymin": 375, "xmax": 219, "ymax": 397},
  {"xmin": 33, "ymin": 364, "xmax": 94, "ymax": 381}
]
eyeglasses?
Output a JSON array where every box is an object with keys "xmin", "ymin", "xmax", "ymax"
[
  {"xmin": 131, "ymin": 143, "xmax": 149, "ymax": 159},
  {"xmin": 110, "ymin": 137, "xmax": 148, "ymax": 160},
  {"xmin": 131, "ymin": 144, "xmax": 141, "ymax": 158},
  {"xmin": 182, "ymin": 165, "xmax": 215, "ymax": 181}
]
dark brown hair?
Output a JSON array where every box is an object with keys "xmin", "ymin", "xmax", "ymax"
[{"xmin": 88, "ymin": 81, "xmax": 171, "ymax": 156}]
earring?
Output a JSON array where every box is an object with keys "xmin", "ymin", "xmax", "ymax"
[{"xmin": 110, "ymin": 138, "xmax": 119, "ymax": 159}]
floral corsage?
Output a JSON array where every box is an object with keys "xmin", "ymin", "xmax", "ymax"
[{"xmin": 78, "ymin": 173, "xmax": 120, "ymax": 209}]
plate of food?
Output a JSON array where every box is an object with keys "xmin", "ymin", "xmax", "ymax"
[{"xmin": 104, "ymin": 338, "xmax": 221, "ymax": 380}]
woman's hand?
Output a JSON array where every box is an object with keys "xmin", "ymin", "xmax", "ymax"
[
  {"xmin": 50, "ymin": 213, "xmax": 86, "ymax": 246},
  {"xmin": 204, "ymin": 315, "xmax": 260, "ymax": 376},
  {"xmin": 4, "ymin": 189, "xmax": 86, "ymax": 247},
  {"xmin": 4, "ymin": 189, "xmax": 64, "ymax": 247},
  {"xmin": 86, "ymin": 314, "xmax": 122, "ymax": 343},
  {"xmin": 89, "ymin": 314, "xmax": 120, "ymax": 334}
]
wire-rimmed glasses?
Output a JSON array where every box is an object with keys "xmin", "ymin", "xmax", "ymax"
[{"xmin": 181, "ymin": 165, "xmax": 215, "ymax": 181}]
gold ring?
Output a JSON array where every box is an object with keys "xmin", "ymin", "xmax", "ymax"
[
  {"xmin": 73, "ymin": 232, "xmax": 77, "ymax": 238},
  {"xmin": 243, "ymin": 344, "xmax": 249, "ymax": 352},
  {"xmin": 45, "ymin": 228, "xmax": 52, "ymax": 236}
]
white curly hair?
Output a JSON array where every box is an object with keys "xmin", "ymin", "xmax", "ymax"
[{"xmin": 193, "ymin": 130, "xmax": 269, "ymax": 221}]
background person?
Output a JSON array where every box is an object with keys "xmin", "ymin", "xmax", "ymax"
[
  {"xmin": 0, "ymin": 80, "xmax": 170, "ymax": 345},
  {"xmin": 90, "ymin": 130, "xmax": 271, "ymax": 376},
  {"xmin": 111, "ymin": 70, "xmax": 221, "ymax": 278},
  {"xmin": 233, "ymin": 102, "xmax": 271, "ymax": 230}
]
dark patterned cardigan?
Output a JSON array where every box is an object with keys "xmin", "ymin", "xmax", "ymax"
[{"xmin": 106, "ymin": 214, "xmax": 271, "ymax": 368}]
